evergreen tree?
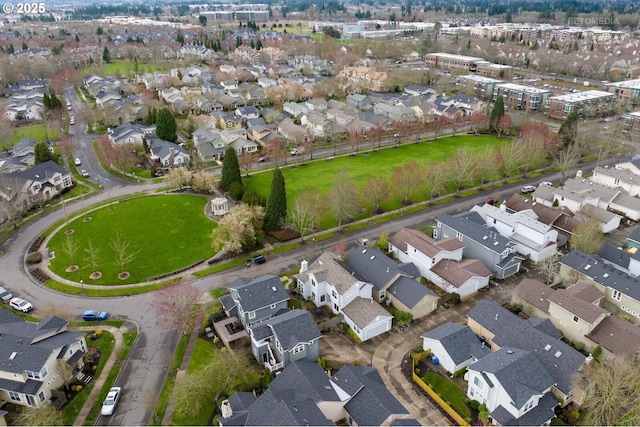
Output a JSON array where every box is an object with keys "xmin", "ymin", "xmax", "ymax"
[
  {"xmin": 49, "ymin": 92, "xmax": 62, "ymax": 109},
  {"xmin": 7, "ymin": 44, "xmax": 14, "ymax": 54},
  {"xmin": 176, "ymin": 30, "xmax": 185, "ymax": 45},
  {"xmin": 146, "ymin": 106, "xmax": 157, "ymax": 125},
  {"xmin": 236, "ymin": 35, "xmax": 242, "ymax": 47},
  {"xmin": 250, "ymin": 40, "xmax": 255, "ymax": 49},
  {"xmin": 256, "ymin": 39, "xmax": 262, "ymax": 50},
  {"xmin": 264, "ymin": 166, "xmax": 287, "ymax": 230},
  {"xmin": 489, "ymin": 95, "xmax": 505, "ymax": 127},
  {"xmin": 559, "ymin": 112, "xmax": 578, "ymax": 148},
  {"xmin": 102, "ymin": 46, "xmax": 111, "ymax": 63},
  {"xmin": 43, "ymin": 93, "xmax": 50, "ymax": 110},
  {"xmin": 75, "ymin": 34, "xmax": 80, "ymax": 43},
  {"xmin": 21, "ymin": 42, "xmax": 28, "ymax": 50},
  {"xmin": 220, "ymin": 146, "xmax": 242, "ymax": 190},
  {"xmin": 34, "ymin": 141, "xmax": 54, "ymax": 164},
  {"xmin": 155, "ymin": 108, "xmax": 177, "ymax": 142}
]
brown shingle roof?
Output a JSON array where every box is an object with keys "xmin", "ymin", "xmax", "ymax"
[
  {"xmin": 513, "ymin": 278, "xmax": 551, "ymax": 313},
  {"xmin": 548, "ymin": 289, "xmax": 609, "ymax": 324},
  {"xmin": 564, "ymin": 282, "xmax": 604, "ymax": 304},
  {"xmin": 505, "ymin": 194, "xmax": 580, "ymax": 233},
  {"xmin": 390, "ymin": 228, "xmax": 463, "ymax": 257},
  {"xmin": 341, "ymin": 296, "xmax": 391, "ymax": 329},
  {"xmin": 586, "ymin": 315, "xmax": 640, "ymax": 356},
  {"xmin": 300, "ymin": 252, "xmax": 357, "ymax": 294},
  {"xmin": 430, "ymin": 259, "xmax": 491, "ymax": 288}
]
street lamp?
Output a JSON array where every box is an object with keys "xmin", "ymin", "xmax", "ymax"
[{"xmin": 78, "ymin": 271, "xmax": 84, "ymax": 295}]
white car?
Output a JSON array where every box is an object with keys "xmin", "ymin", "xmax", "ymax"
[
  {"xmin": 539, "ymin": 181, "xmax": 553, "ymax": 187},
  {"xmin": 10, "ymin": 297, "xmax": 33, "ymax": 313},
  {"xmin": 521, "ymin": 185, "xmax": 537, "ymax": 194},
  {"xmin": 101, "ymin": 387, "xmax": 121, "ymax": 416},
  {"xmin": 74, "ymin": 157, "xmax": 81, "ymax": 166},
  {"xmin": 70, "ymin": 116, "xmax": 75, "ymax": 125},
  {"xmin": 81, "ymin": 169, "xmax": 89, "ymax": 178}
]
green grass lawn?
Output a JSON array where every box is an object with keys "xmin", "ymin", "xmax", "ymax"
[
  {"xmin": 78, "ymin": 60, "xmax": 167, "ymax": 78},
  {"xmin": 47, "ymin": 195, "xmax": 217, "ymax": 285},
  {"xmin": 171, "ymin": 339, "xmax": 217, "ymax": 426},
  {"xmin": 243, "ymin": 135, "xmax": 505, "ymax": 229},
  {"xmin": 7, "ymin": 124, "xmax": 61, "ymax": 148},
  {"xmin": 422, "ymin": 372, "xmax": 471, "ymax": 419}
]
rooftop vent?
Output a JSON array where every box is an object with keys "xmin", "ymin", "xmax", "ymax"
[
  {"xmin": 507, "ymin": 350, "xmax": 514, "ymax": 354},
  {"xmin": 271, "ymin": 287, "xmax": 277, "ymax": 292},
  {"xmin": 545, "ymin": 344, "xmax": 552, "ymax": 351},
  {"xmin": 585, "ymin": 264, "xmax": 592, "ymax": 271},
  {"xmin": 494, "ymin": 241, "xmax": 499, "ymax": 246},
  {"xmin": 9, "ymin": 352, "xmax": 17, "ymax": 360},
  {"xmin": 370, "ymin": 256, "xmax": 375, "ymax": 260},
  {"xmin": 555, "ymin": 351, "xmax": 562, "ymax": 358},
  {"xmin": 603, "ymin": 273, "xmax": 609, "ymax": 278},
  {"xmin": 483, "ymin": 236, "xmax": 488, "ymax": 240},
  {"xmin": 362, "ymin": 249, "xmax": 367, "ymax": 254}
]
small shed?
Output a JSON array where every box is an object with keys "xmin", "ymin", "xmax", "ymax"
[{"xmin": 211, "ymin": 197, "xmax": 229, "ymax": 216}]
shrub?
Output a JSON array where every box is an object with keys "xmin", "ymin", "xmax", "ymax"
[
  {"xmin": 26, "ymin": 252, "xmax": 42, "ymax": 264},
  {"xmin": 228, "ymin": 181, "xmax": 244, "ymax": 201},
  {"xmin": 415, "ymin": 368, "xmax": 421, "ymax": 375},
  {"xmin": 75, "ymin": 385, "xmax": 83, "ymax": 392},
  {"xmin": 242, "ymin": 190, "xmax": 266, "ymax": 207},
  {"xmin": 95, "ymin": 329, "xmax": 103, "ymax": 338},
  {"xmin": 450, "ymin": 292, "xmax": 461, "ymax": 305},
  {"xmin": 592, "ymin": 345, "xmax": 602, "ymax": 361},
  {"xmin": 470, "ymin": 400, "xmax": 480, "ymax": 410}
]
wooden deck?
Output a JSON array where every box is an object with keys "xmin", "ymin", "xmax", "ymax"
[{"xmin": 213, "ymin": 316, "xmax": 248, "ymax": 350}]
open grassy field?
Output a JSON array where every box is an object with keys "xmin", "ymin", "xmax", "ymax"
[
  {"xmin": 47, "ymin": 195, "xmax": 216, "ymax": 285},
  {"xmin": 78, "ymin": 60, "xmax": 168, "ymax": 78},
  {"xmin": 243, "ymin": 134, "xmax": 505, "ymax": 228},
  {"xmin": 7, "ymin": 124, "xmax": 61, "ymax": 148}
]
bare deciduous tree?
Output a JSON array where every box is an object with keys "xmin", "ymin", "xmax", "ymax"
[
  {"xmin": 191, "ymin": 170, "xmax": 215, "ymax": 194},
  {"xmin": 570, "ymin": 217, "xmax": 605, "ymax": 254},
  {"xmin": 498, "ymin": 141, "xmax": 525, "ymax": 181},
  {"xmin": 534, "ymin": 253, "xmax": 560, "ymax": 285},
  {"xmin": 362, "ymin": 176, "xmax": 390, "ymax": 214},
  {"xmin": 576, "ymin": 355, "xmax": 640, "ymax": 426},
  {"xmin": 61, "ymin": 234, "xmax": 81, "ymax": 269},
  {"xmin": 392, "ymin": 161, "xmax": 420, "ymax": 203},
  {"xmin": 328, "ymin": 169, "xmax": 359, "ymax": 231},
  {"xmin": 288, "ymin": 190, "xmax": 321, "ymax": 243},
  {"xmin": 151, "ymin": 279, "xmax": 203, "ymax": 335},
  {"xmin": 238, "ymin": 152, "xmax": 257, "ymax": 177},
  {"xmin": 421, "ymin": 162, "xmax": 449, "ymax": 200},
  {"xmin": 449, "ymin": 151, "xmax": 478, "ymax": 191},
  {"xmin": 15, "ymin": 404, "xmax": 64, "ymax": 426},
  {"xmin": 165, "ymin": 166, "xmax": 192, "ymax": 189},
  {"xmin": 554, "ymin": 144, "xmax": 582, "ymax": 182},
  {"xmin": 84, "ymin": 240, "xmax": 102, "ymax": 275},
  {"xmin": 110, "ymin": 232, "xmax": 141, "ymax": 276}
]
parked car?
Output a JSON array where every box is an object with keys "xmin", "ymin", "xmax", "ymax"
[
  {"xmin": 83, "ymin": 310, "xmax": 109, "ymax": 321},
  {"xmin": 246, "ymin": 255, "xmax": 266, "ymax": 267},
  {"xmin": 539, "ymin": 181, "xmax": 553, "ymax": 187},
  {"xmin": 10, "ymin": 297, "xmax": 33, "ymax": 312},
  {"xmin": 521, "ymin": 185, "xmax": 537, "ymax": 194},
  {"xmin": 70, "ymin": 115, "xmax": 75, "ymax": 125},
  {"xmin": 0, "ymin": 286, "xmax": 13, "ymax": 303},
  {"xmin": 101, "ymin": 387, "xmax": 121, "ymax": 416},
  {"xmin": 258, "ymin": 156, "xmax": 268, "ymax": 163},
  {"xmin": 74, "ymin": 157, "xmax": 81, "ymax": 166},
  {"xmin": 81, "ymin": 169, "xmax": 89, "ymax": 178}
]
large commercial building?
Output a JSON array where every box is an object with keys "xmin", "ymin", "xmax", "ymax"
[
  {"xmin": 545, "ymin": 90, "xmax": 616, "ymax": 120},
  {"xmin": 623, "ymin": 111, "xmax": 640, "ymax": 137}
]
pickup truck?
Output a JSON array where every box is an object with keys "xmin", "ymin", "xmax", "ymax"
[{"xmin": 290, "ymin": 147, "xmax": 305, "ymax": 155}]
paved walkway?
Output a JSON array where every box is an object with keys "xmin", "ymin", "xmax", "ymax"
[{"xmin": 73, "ymin": 324, "xmax": 127, "ymax": 426}]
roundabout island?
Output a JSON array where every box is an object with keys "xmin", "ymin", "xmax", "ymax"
[{"xmin": 42, "ymin": 194, "xmax": 217, "ymax": 286}]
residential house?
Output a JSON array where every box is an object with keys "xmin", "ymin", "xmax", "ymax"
[
  {"xmin": 373, "ymin": 103, "xmax": 417, "ymax": 122},
  {"xmin": 465, "ymin": 300, "xmax": 588, "ymax": 413},
  {"xmin": 0, "ymin": 310, "xmax": 87, "ymax": 409},
  {"xmin": 220, "ymin": 275, "xmax": 290, "ymax": 329},
  {"xmin": 7, "ymin": 138, "xmax": 40, "ymax": 169},
  {"xmin": 220, "ymin": 361, "xmax": 414, "ymax": 426},
  {"xmin": 429, "ymin": 259, "xmax": 493, "ymax": 300},
  {"xmin": 326, "ymin": 108, "xmax": 357, "ymax": 127},
  {"xmin": 305, "ymin": 98, "xmax": 328, "ymax": 113},
  {"xmin": 346, "ymin": 94, "xmax": 370, "ymax": 110},
  {"xmin": 421, "ymin": 323, "xmax": 491, "ymax": 375},
  {"xmin": 505, "ymin": 194, "xmax": 581, "ymax": 242},
  {"xmin": 247, "ymin": 310, "xmax": 321, "ymax": 373},
  {"xmin": 598, "ymin": 243, "xmax": 640, "ymax": 277},
  {"xmin": 213, "ymin": 112, "xmax": 243, "ymax": 130},
  {"xmin": 147, "ymin": 137, "xmax": 190, "ymax": 167},
  {"xmin": 470, "ymin": 204, "xmax": 558, "ymax": 262},
  {"xmin": 301, "ymin": 112, "xmax": 332, "ymax": 139},
  {"xmin": 277, "ymin": 118, "xmax": 309, "ymax": 143},
  {"xmin": 108, "ymin": 124, "xmax": 156, "ymax": 145},
  {"xmin": 591, "ymin": 164, "xmax": 640, "ymax": 196},
  {"xmin": 9, "ymin": 161, "xmax": 73, "ymax": 205},
  {"xmin": 193, "ymin": 128, "xmax": 225, "ymax": 162},
  {"xmin": 235, "ymin": 106, "xmax": 260, "ymax": 121},
  {"xmin": 294, "ymin": 252, "xmax": 394, "ymax": 341},
  {"xmin": 434, "ymin": 212, "xmax": 523, "ymax": 279},
  {"xmin": 532, "ymin": 178, "xmax": 623, "ymax": 232},
  {"xmin": 338, "ymin": 66, "xmax": 389, "ymax": 92},
  {"xmin": 345, "ymin": 246, "xmax": 439, "ymax": 318},
  {"xmin": 559, "ymin": 250, "xmax": 640, "ymax": 323},
  {"xmin": 95, "ymin": 91, "xmax": 122, "ymax": 109},
  {"xmin": 358, "ymin": 111, "xmax": 392, "ymax": 131},
  {"xmin": 282, "ymin": 102, "xmax": 309, "ymax": 118},
  {"xmin": 512, "ymin": 278, "xmax": 640, "ymax": 360}
]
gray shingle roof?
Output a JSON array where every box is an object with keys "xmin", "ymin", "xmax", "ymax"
[
  {"xmin": 387, "ymin": 276, "xmax": 437, "ymax": 309},
  {"xmin": 560, "ymin": 251, "xmax": 640, "ymax": 303},
  {"xmin": 10, "ymin": 160, "xmax": 68, "ymax": 182},
  {"xmin": 421, "ymin": 323, "xmax": 490, "ymax": 365},
  {"xmin": 437, "ymin": 212, "xmax": 515, "ymax": 254},
  {"xmin": 229, "ymin": 275, "xmax": 289, "ymax": 312},
  {"xmin": 469, "ymin": 347, "xmax": 555, "ymax": 409},
  {"xmin": 333, "ymin": 365, "xmax": 409, "ymax": 426},
  {"xmin": 491, "ymin": 392, "xmax": 558, "ymax": 426},
  {"xmin": 346, "ymin": 246, "xmax": 413, "ymax": 291},
  {"xmin": 249, "ymin": 310, "xmax": 321, "ymax": 351},
  {"xmin": 599, "ymin": 243, "xmax": 631, "ymax": 271},
  {"xmin": 467, "ymin": 300, "xmax": 586, "ymax": 394}
]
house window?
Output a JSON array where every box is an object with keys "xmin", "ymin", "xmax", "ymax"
[
  {"xmin": 473, "ymin": 376, "xmax": 484, "ymax": 390},
  {"xmin": 9, "ymin": 391, "xmax": 20, "ymax": 402},
  {"xmin": 612, "ymin": 290, "xmax": 622, "ymax": 301},
  {"xmin": 249, "ymin": 311, "xmax": 256, "ymax": 319},
  {"xmin": 320, "ymin": 294, "xmax": 326, "ymax": 303},
  {"xmin": 331, "ymin": 290, "xmax": 338, "ymax": 299},
  {"xmin": 293, "ymin": 344, "xmax": 305, "ymax": 354},
  {"xmin": 27, "ymin": 372, "xmax": 41, "ymax": 380},
  {"xmin": 379, "ymin": 290, "xmax": 386, "ymax": 299},
  {"xmin": 456, "ymin": 232, "xmax": 463, "ymax": 241},
  {"xmin": 38, "ymin": 391, "xmax": 46, "ymax": 403},
  {"xmin": 573, "ymin": 315, "xmax": 579, "ymax": 323}
]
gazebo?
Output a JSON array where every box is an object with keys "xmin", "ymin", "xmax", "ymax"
[{"xmin": 211, "ymin": 197, "xmax": 229, "ymax": 216}]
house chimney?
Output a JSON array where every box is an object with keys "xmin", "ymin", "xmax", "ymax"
[{"xmin": 300, "ymin": 260, "xmax": 308, "ymax": 273}]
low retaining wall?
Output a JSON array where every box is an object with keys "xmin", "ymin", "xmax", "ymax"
[{"xmin": 412, "ymin": 351, "xmax": 470, "ymax": 426}]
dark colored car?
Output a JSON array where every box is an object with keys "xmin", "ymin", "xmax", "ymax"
[
  {"xmin": 245, "ymin": 255, "xmax": 266, "ymax": 267},
  {"xmin": 83, "ymin": 310, "xmax": 109, "ymax": 321}
]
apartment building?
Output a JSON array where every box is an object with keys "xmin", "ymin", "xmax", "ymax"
[
  {"xmin": 493, "ymin": 83, "xmax": 551, "ymax": 112},
  {"xmin": 622, "ymin": 111, "xmax": 640, "ymax": 137},
  {"xmin": 603, "ymin": 78, "xmax": 640, "ymax": 105},
  {"xmin": 456, "ymin": 75, "xmax": 502, "ymax": 99},
  {"xmin": 545, "ymin": 90, "xmax": 616, "ymax": 120},
  {"xmin": 424, "ymin": 53, "xmax": 513, "ymax": 78}
]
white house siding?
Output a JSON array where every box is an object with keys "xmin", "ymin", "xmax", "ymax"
[
  {"xmin": 430, "ymin": 275, "xmax": 489, "ymax": 300},
  {"xmin": 609, "ymin": 199, "xmax": 640, "ymax": 221},
  {"xmin": 362, "ymin": 316, "xmax": 393, "ymax": 341},
  {"xmin": 421, "ymin": 339, "xmax": 458, "ymax": 374}
]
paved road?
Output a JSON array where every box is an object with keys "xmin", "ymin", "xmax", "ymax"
[{"xmin": 0, "ymin": 119, "xmax": 606, "ymax": 426}]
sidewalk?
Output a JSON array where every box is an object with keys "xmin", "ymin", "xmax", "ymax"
[{"xmin": 73, "ymin": 325, "xmax": 126, "ymax": 426}]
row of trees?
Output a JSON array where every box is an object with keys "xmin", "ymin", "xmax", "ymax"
[{"xmin": 60, "ymin": 232, "xmax": 140, "ymax": 278}]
